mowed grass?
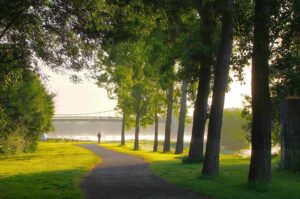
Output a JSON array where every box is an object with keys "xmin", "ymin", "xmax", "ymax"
[
  {"xmin": 101, "ymin": 141, "xmax": 183, "ymax": 162},
  {"xmin": 0, "ymin": 142, "xmax": 99, "ymax": 199},
  {"xmin": 101, "ymin": 141, "xmax": 300, "ymax": 199}
]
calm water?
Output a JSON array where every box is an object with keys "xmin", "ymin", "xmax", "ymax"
[{"xmin": 48, "ymin": 117, "xmax": 197, "ymax": 142}]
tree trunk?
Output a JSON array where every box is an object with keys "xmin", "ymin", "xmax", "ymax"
[
  {"xmin": 281, "ymin": 98, "xmax": 300, "ymax": 172},
  {"xmin": 134, "ymin": 112, "xmax": 140, "ymax": 150},
  {"xmin": 248, "ymin": 0, "xmax": 272, "ymax": 182},
  {"xmin": 175, "ymin": 79, "xmax": 188, "ymax": 154},
  {"xmin": 188, "ymin": 66, "xmax": 211, "ymax": 162},
  {"xmin": 188, "ymin": 2, "xmax": 216, "ymax": 162},
  {"xmin": 202, "ymin": 0, "xmax": 233, "ymax": 175},
  {"xmin": 121, "ymin": 114, "xmax": 126, "ymax": 146},
  {"xmin": 163, "ymin": 82, "xmax": 174, "ymax": 153},
  {"xmin": 153, "ymin": 111, "xmax": 159, "ymax": 152}
]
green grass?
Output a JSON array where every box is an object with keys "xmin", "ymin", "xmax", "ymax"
[
  {"xmin": 0, "ymin": 142, "xmax": 99, "ymax": 199},
  {"xmin": 101, "ymin": 141, "xmax": 182, "ymax": 162},
  {"xmin": 101, "ymin": 141, "xmax": 300, "ymax": 199}
]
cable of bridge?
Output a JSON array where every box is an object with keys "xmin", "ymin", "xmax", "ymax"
[{"xmin": 54, "ymin": 110, "xmax": 116, "ymax": 116}]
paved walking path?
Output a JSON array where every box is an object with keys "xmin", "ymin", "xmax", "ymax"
[{"xmin": 80, "ymin": 144, "xmax": 208, "ymax": 199}]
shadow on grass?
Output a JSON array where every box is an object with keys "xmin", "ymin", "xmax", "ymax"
[
  {"xmin": 0, "ymin": 169, "xmax": 86, "ymax": 199},
  {"xmin": 0, "ymin": 155, "xmax": 39, "ymax": 161},
  {"xmin": 151, "ymin": 156, "xmax": 300, "ymax": 199},
  {"xmin": 181, "ymin": 156, "xmax": 203, "ymax": 164}
]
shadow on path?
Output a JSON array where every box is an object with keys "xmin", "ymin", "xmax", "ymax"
[{"xmin": 80, "ymin": 144, "xmax": 208, "ymax": 199}]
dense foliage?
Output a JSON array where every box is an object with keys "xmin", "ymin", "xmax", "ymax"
[
  {"xmin": 0, "ymin": 59, "xmax": 54, "ymax": 154},
  {"xmin": 0, "ymin": 0, "xmax": 100, "ymax": 154}
]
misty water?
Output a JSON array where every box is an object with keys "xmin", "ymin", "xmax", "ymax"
[
  {"xmin": 48, "ymin": 116, "xmax": 196, "ymax": 142},
  {"xmin": 48, "ymin": 114, "xmax": 282, "ymax": 157}
]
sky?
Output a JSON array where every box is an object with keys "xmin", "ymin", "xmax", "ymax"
[{"xmin": 42, "ymin": 66, "xmax": 251, "ymax": 116}]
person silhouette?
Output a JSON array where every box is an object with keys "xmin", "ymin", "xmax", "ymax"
[{"xmin": 97, "ymin": 132, "xmax": 101, "ymax": 144}]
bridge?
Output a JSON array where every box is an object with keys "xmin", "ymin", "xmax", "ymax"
[
  {"xmin": 50, "ymin": 110, "xmax": 186, "ymax": 141},
  {"xmin": 53, "ymin": 110, "xmax": 122, "ymax": 121}
]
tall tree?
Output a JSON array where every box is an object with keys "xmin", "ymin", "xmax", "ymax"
[
  {"xmin": 163, "ymin": 81, "xmax": 174, "ymax": 152},
  {"xmin": 162, "ymin": 11, "xmax": 181, "ymax": 153},
  {"xmin": 153, "ymin": 111, "xmax": 159, "ymax": 152},
  {"xmin": 97, "ymin": 43, "xmax": 135, "ymax": 146},
  {"xmin": 175, "ymin": 79, "xmax": 188, "ymax": 154},
  {"xmin": 121, "ymin": 113, "xmax": 126, "ymax": 145},
  {"xmin": 238, "ymin": 0, "xmax": 300, "ymax": 147},
  {"xmin": 152, "ymin": 86, "xmax": 166, "ymax": 152},
  {"xmin": 248, "ymin": 0, "xmax": 272, "ymax": 182},
  {"xmin": 133, "ymin": 82, "xmax": 142, "ymax": 150},
  {"xmin": 144, "ymin": 22, "xmax": 173, "ymax": 152},
  {"xmin": 202, "ymin": 0, "xmax": 234, "ymax": 175},
  {"xmin": 188, "ymin": 1, "xmax": 217, "ymax": 162}
]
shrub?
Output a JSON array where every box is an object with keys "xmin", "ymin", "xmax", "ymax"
[
  {"xmin": 0, "ymin": 127, "xmax": 29, "ymax": 154},
  {"xmin": 0, "ymin": 65, "xmax": 54, "ymax": 154}
]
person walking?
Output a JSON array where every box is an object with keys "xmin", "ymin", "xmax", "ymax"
[{"xmin": 97, "ymin": 132, "xmax": 101, "ymax": 144}]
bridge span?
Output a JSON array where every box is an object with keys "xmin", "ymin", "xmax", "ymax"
[
  {"xmin": 49, "ymin": 111, "xmax": 191, "ymax": 141},
  {"xmin": 53, "ymin": 115, "xmax": 122, "ymax": 122}
]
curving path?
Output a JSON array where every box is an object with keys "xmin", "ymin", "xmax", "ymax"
[{"xmin": 80, "ymin": 144, "xmax": 208, "ymax": 199}]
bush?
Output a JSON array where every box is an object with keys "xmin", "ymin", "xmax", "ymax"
[
  {"xmin": 0, "ymin": 65, "xmax": 54, "ymax": 154},
  {"xmin": 0, "ymin": 127, "xmax": 29, "ymax": 154}
]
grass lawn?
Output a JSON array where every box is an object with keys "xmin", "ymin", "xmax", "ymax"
[
  {"xmin": 101, "ymin": 141, "xmax": 300, "ymax": 199},
  {"xmin": 0, "ymin": 142, "xmax": 99, "ymax": 199}
]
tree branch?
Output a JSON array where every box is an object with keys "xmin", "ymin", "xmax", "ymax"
[{"xmin": 0, "ymin": 7, "xmax": 27, "ymax": 40}]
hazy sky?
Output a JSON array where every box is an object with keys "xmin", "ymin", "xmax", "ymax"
[{"xmin": 42, "ymin": 67, "xmax": 251, "ymax": 115}]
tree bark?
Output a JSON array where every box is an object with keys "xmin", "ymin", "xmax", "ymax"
[
  {"xmin": 153, "ymin": 111, "xmax": 159, "ymax": 152},
  {"xmin": 202, "ymin": 0, "xmax": 233, "ymax": 175},
  {"xmin": 134, "ymin": 112, "xmax": 140, "ymax": 150},
  {"xmin": 281, "ymin": 98, "xmax": 300, "ymax": 172},
  {"xmin": 188, "ymin": 2, "xmax": 216, "ymax": 162},
  {"xmin": 175, "ymin": 79, "xmax": 188, "ymax": 154},
  {"xmin": 121, "ymin": 113, "xmax": 126, "ymax": 146},
  {"xmin": 163, "ymin": 82, "xmax": 174, "ymax": 153},
  {"xmin": 188, "ymin": 66, "xmax": 211, "ymax": 162},
  {"xmin": 248, "ymin": 0, "xmax": 272, "ymax": 182}
]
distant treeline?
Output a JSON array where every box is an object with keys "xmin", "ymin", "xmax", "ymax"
[{"xmin": 221, "ymin": 109, "xmax": 248, "ymax": 151}]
